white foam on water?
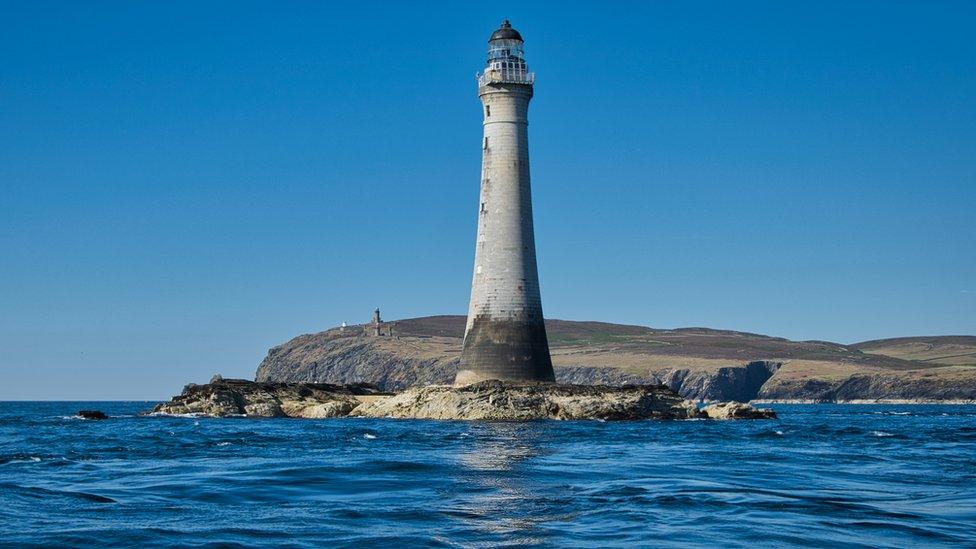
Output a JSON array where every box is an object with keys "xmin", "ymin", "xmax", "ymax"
[
  {"xmin": 872, "ymin": 431, "xmax": 895, "ymax": 437},
  {"xmin": 363, "ymin": 433, "xmax": 377, "ymax": 440},
  {"xmin": 775, "ymin": 430, "xmax": 784, "ymax": 436},
  {"xmin": 216, "ymin": 442, "xmax": 232, "ymax": 446},
  {"xmin": 147, "ymin": 412, "xmax": 206, "ymax": 419},
  {"xmin": 7, "ymin": 456, "xmax": 42, "ymax": 464}
]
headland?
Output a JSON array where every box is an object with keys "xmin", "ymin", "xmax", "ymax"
[{"xmin": 255, "ymin": 315, "xmax": 976, "ymax": 403}]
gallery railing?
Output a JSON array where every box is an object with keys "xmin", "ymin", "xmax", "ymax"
[{"xmin": 477, "ymin": 70, "xmax": 535, "ymax": 86}]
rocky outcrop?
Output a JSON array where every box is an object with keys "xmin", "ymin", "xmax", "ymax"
[
  {"xmin": 77, "ymin": 410, "xmax": 108, "ymax": 420},
  {"xmin": 149, "ymin": 378, "xmax": 387, "ymax": 418},
  {"xmin": 148, "ymin": 379, "xmax": 777, "ymax": 421},
  {"xmin": 355, "ymin": 381, "xmax": 704, "ymax": 420},
  {"xmin": 701, "ymin": 402, "xmax": 777, "ymax": 419}
]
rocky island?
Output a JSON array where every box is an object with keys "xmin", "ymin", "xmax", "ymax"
[
  {"xmin": 149, "ymin": 316, "xmax": 974, "ymax": 420},
  {"xmin": 150, "ymin": 378, "xmax": 776, "ymax": 420}
]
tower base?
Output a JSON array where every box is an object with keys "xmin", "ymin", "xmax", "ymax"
[{"xmin": 455, "ymin": 315, "xmax": 555, "ymax": 386}]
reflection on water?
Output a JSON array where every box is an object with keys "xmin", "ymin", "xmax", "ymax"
[
  {"xmin": 456, "ymin": 422, "xmax": 544, "ymax": 471},
  {"xmin": 451, "ymin": 422, "xmax": 553, "ymax": 543}
]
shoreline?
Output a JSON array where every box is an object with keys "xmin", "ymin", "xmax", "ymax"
[{"xmin": 751, "ymin": 399, "xmax": 976, "ymax": 405}]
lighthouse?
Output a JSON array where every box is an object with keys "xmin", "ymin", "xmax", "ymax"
[{"xmin": 455, "ymin": 20, "xmax": 556, "ymax": 386}]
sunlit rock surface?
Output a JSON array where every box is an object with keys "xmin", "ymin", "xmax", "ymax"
[
  {"xmin": 150, "ymin": 379, "xmax": 777, "ymax": 421},
  {"xmin": 701, "ymin": 401, "xmax": 777, "ymax": 420},
  {"xmin": 355, "ymin": 381, "xmax": 702, "ymax": 420},
  {"xmin": 149, "ymin": 379, "xmax": 385, "ymax": 418}
]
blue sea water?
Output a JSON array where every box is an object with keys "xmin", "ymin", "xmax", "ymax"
[{"xmin": 1, "ymin": 403, "xmax": 974, "ymax": 548}]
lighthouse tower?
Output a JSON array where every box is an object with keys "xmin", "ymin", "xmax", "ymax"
[{"xmin": 455, "ymin": 20, "xmax": 556, "ymax": 386}]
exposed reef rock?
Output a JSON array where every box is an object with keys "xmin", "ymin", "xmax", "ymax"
[
  {"xmin": 148, "ymin": 379, "xmax": 777, "ymax": 421},
  {"xmin": 355, "ymin": 381, "xmax": 703, "ymax": 420},
  {"xmin": 77, "ymin": 410, "xmax": 108, "ymax": 420},
  {"xmin": 701, "ymin": 402, "xmax": 777, "ymax": 420},
  {"xmin": 149, "ymin": 379, "xmax": 386, "ymax": 418}
]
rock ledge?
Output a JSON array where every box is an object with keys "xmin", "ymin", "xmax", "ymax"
[
  {"xmin": 149, "ymin": 379, "xmax": 387, "ymax": 418},
  {"xmin": 701, "ymin": 401, "xmax": 778, "ymax": 420},
  {"xmin": 355, "ymin": 380, "xmax": 701, "ymax": 420},
  {"xmin": 149, "ymin": 379, "xmax": 776, "ymax": 420}
]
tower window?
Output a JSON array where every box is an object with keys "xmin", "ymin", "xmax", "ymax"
[
  {"xmin": 485, "ymin": 105, "xmax": 491, "ymax": 117},
  {"xmin": 483, "ymin": 137, "xmax": 489, "ymax": 150}
]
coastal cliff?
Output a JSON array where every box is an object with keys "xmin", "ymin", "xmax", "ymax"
[{"xmin": 255, "ymin": 316, "xmax": 976, "ymax": 403}]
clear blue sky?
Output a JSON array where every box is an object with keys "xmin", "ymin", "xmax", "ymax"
[{"xmin": 2, "ymin": 2, "xmax": 973, "ymax": 399}]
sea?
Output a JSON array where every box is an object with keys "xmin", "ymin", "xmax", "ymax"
[{"xmin": 1, "ymin": 402, "xmax": 974, "ymax": 548}]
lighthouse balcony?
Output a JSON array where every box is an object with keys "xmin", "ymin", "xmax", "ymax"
[{"xmin": 477, "ymin": 69, "xmax": 535, "ymax": 86}]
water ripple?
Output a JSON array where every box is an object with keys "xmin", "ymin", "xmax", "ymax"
[{"xmin": 0, "ymin": 402, "xmax": 974, "ymax": 547}]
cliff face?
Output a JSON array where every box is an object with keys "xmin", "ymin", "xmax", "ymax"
[
  {"xmin": 550, "ymin": 362, "xmax": 781, "ymax": 402},
  {"xmin": 758, "ymin": 371, "xmax": 976, "ymax": 402},
  {"xmin": 255, "ymin": 331, "xmax": 458, "ymax": 390},
  {"xmin": 254, "ymin": 316, "xmax": 976, "ymax": 402},
  {"xmin": 650, "ymin": 362, "xmax": 782, "ymax": 402}
]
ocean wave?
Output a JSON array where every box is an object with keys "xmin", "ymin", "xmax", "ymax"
[
  {"xmin": 1, "ymin": 401, "xmax": 975, "ymax": 546},
  {"xmin": 1, "ymin": 483, "xmax": 116, "ymax": 504}
]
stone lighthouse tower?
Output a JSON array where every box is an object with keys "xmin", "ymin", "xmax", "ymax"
[{"xmin": 455, "ymin": 20, "xmax": 556, "ymax": 386}]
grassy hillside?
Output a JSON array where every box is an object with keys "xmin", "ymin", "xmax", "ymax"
[
  {"xmin": 393, "ymin": 315, "xmax": 926, "ymax": 372},
  {"xmin": 854, "ymin": 336, "xmax": 976, "ymax": 367}
]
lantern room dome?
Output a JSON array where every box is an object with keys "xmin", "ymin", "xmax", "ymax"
[{"xmin": 489, "ymin": 20, "xmax": 523, "ymax": 42}]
